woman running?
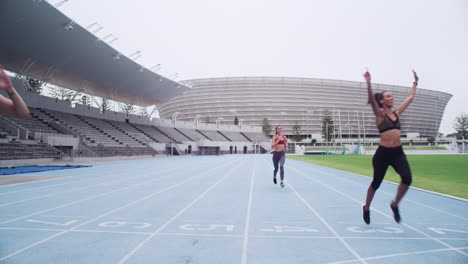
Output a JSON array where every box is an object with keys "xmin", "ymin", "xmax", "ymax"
[
  {"xmin": 271, "ymin": 125, "xmax": 288, "ymax": 188},
  {"xmin": 362, "ymin": 70, "xmax": 418, "ymax": 224},
  {"xmin": 0, "ymin": 66, "xmax": 30, "ymax": 118}
]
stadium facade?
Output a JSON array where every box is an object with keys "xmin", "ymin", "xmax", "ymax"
[{"xmin": 159, "ymin": 77, "xmax": 452, "ymax": 139}]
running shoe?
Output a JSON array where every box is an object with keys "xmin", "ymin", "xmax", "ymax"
[
  {"xmin": 363, "ymin": 206, "xmax": 370, "ymax": 225},
  {"xmin": 273, "ymin": 177, "xmax": 277, "ymax": 184},
  {"xmin": 390, "ymin": 201, "xmax": 401, "ymax": 223}
]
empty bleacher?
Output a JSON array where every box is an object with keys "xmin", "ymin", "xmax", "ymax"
[
  {"xmin": 0, "ymin": 141, "xmax": 62, "ymax": 160},
  {"xmin": 1, "ymin": 108, "xmax": 61, "ymax": 136},
  {"xmin": 220, "ymin": 131, "xmax": 250, "ymax": 142},
  {"xmin": 156, "ymin": 126, "xmax": 190, "ymax": 142},
  {"xmin": 242, "ymin": 132, "xmax": 270, "ymax": 142},
  {"xmin": 131, "ymin": 124, "xmax": 173, "ymax": 143},
  {"xmin": 197, "ymin": 130, "xmax": 230, "ymax": 141},
  {"xmin": 175, "ymin": 128, "xmax": 207, "ymax": 141}
]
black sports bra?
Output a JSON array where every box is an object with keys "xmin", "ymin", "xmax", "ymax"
[{"xmin": 378, "ymin": 112, "xmax": 401, "ymax": 133}]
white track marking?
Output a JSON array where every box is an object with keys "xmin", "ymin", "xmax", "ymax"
[
  {"xmin": 291, "ymin": 160, "xmax": 468, "ymax": 220},
  {"xmin": 0, "ymin": 176, "xmax": 72, "ymax": 187},
  {"xmin": 288, "ymin": 164, "xmax": 468, "ymax": 257},
  {"xmin": 329, "ymin": 247, "xmax": 468, "ymax": 264},
  {"xmin": 0, "ymin": 160, "xmax": 218, "ymax": 225},
  {"xmin": 241, "ymin": 156, "xmax": 256, "ymax": 264},
  {"xmin": 0, "ymin": 158, "xmax": 240, "ymax": 262},
  {"xmin": 288, "ymin": 182, "xmax": 368, "ymax": 264},
  {"xmin": 260, "ymin": 157, "xmax": 367, "ymax": 263},
  {"xmin": 0, "ymin": 180, "xmax": 77, "ymax": 196},
  {"xmin": 117, "ymin": 158, "xmax": 245, "ymax": 264}
]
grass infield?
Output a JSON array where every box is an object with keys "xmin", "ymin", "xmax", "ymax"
[
  {"xmin": 364, "ymin": 146, "xmax": 447, "ymax": 150},
  {"xmin": 288, "ymin": 155, "xmax": 468, "ymax": 199}
]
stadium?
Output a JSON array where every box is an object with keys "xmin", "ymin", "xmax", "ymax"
[
  {"xmin": 159, "ymin": 77, "xmax": 452, "ymax": 139},
  {"xmin": 0, "ymin": 1, "xmax": 467, "ymax": 264}
]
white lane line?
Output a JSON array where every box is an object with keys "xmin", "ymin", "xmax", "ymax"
[
  {"xmin": 0, "ymin": 159, "xmax": 218, "ymax": 225},
  {"xmin": 260, "ymin": 157, "xmax": 367, "ymax": 263},
  {"xmin": 0, "ymin": 164, "xmax": 185, "ymax": 207},
  {"xmin": 290, "ymin": 159, "xmax": 468, "ymax": 220},
  {"xmin": 0, "ymin": 176, "xmax": 73, "ymax": 187},
  {"xmin": 288, "ymin": 183, "xmax": 368, "ymax": 264},
  {"xmin": 288, "ymin": 165, "xmax": 468, "ymax": 257},
  {"xmin": 117, "ymin": 157, "xmax": 245, "ymax": 264},
  {"xmin": 0, "ymin": 158, "xmax": 239, "ymax": 262},
  {"xmin": 241, "ymin": 156, "xmax": 256, "ymax": 264},
  {"xmin": 0, "ymin": 180, "xmax": 78, "ymax": 196},
  {"xmin": 329, "ymin": 246, "xmax": 468, "ymax": 264},
  {"xmin": 158, "ymin": 232, "xmax": 242, "ymax": 238},
  {"xmin": 0, "ymin": 183, "xmax": 108, "ymax": 207}
]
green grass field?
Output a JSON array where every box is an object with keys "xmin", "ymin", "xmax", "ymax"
[
  {"xmin": 305, "ymin": 147, "xmax": 348, "ymax": 151},
  {"xmin": 364, "ymin": 147, "xmax": 447, "ymax": 151},
  {"xmin": 288, "ymin": 155, "xmax": 468, "ymax": 199}
]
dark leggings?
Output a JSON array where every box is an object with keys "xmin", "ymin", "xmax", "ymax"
[
  {"xmin": 371, "ymin": 145, "xmax": 412, "ymax": 190},
  {"xmin": 272, "ymin": 150, "xmax": 286, "ymax": 181}
]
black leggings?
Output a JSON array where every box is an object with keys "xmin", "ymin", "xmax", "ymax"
[
  {"xmin": 272, "ymin": 150, "xmax": 286, "ymax": 181},
  {"xmin": 371, "ymin": 145, "xmax": 412, "ymax": 190}
]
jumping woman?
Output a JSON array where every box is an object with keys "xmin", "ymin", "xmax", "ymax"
[
  {"xmin": 271, "ymin": 125, "xmax": 288, "ymax": 188},
  {"xmin": 0, "ymin": 66, "xmax": 30, "ymax": 118},
  {"xmin": 362, "ymin": 70, "xmax": 418, "ymax": 224}
]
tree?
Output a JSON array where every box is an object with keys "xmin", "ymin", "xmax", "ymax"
[
  {"xmin": 120, "ymin": 103, "xmax": 136, "ymax": 117},
  {"xmin": 139, "ymin": 106, "xmax": 149, "ymax": 117},
  {"xmin": 291, "ymin": 121, "xmax": 302, "ymax": 142},
  {"xmin": 262, "ymin": 118, "xmax": 272, "ymax": 136},
  {"xmin": 321, "ymin": 109, "xmax": 334, "ymax": 142},
  {"xmin": 453, "ymin": 113, "xmax": 468, "ymax": 139},
  {"xmin": 427, "ymin": 136, "xmax": 435, "ymax": 145},
  {"xmin": 234, "ymin": 116, "xmax": 239, "ymax": 126},
  {"xmin": 99, "ymin": 98, "xmax": 111, "ymax": 113},
  {"xmin": 24, "ymin": 77, "xmax": 43, "ymax": 94},
  {"xmin": 80, "ymin": 95, "xmax": 91, "ymax": 106},
  {"xmin": 49, "ymin": 86, "xmax": 81, "ymax": 102},
  {"xmin": 311, "ymin": 138, "xmax": 317, "ymax": 145}
]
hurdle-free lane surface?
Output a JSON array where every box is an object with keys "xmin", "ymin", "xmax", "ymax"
[{"xmin": 0, "ymin": 155, "xmax": 467, "ymax": 263}]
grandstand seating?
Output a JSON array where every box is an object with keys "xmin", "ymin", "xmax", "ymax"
[
  {"xmin": 241, "ymin": 132, "xmax": 270, "ymax": 142},
  {"xmin": 220, "ymin": 131, "xmax": 250, "ymax": 142},
  {"xmin": 0, "ymin": 141, "xmax": 62, "ymax": 160},
  {"xmin": 1, "ymin": 108, "xmax": 61, "ymax": 136},
  {"xmin": 131, "ymin": 124, "xmax": 174, "ymax": 143},
  {"xmin": 175, "ymin": 128, "xmax": 208, "ymax": 141},
  {"xmin": 197, "ymin": 130, "xmax": 230, "ymax": 141},
  {"xmin": 0, "ymin": 104, "xmax": 269, "ymax": 160},
  {"xmin": 156, "ymin": 126, "xmax": 190, "ymax": 142}
]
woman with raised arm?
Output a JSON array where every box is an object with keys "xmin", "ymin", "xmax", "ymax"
[
  {"xmin": 271, "ymin": 125, "xmax": 288, "ymax": 188},
  {"xmin": 362, "ymin": 70, "xmax": 418, "ymax": 224},
  {"xmin": 0, "ymin": 66, "xmax": 30, "ymax": 118}
]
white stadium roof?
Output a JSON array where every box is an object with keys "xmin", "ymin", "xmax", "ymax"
[{"xmin": 0, "ymin": 0, "xmax": 189, "ymax": 106}]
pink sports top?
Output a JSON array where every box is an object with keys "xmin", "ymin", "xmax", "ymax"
[{"xmin": 277, "ymin": 135, "xmax": 286, "ymax": 145}]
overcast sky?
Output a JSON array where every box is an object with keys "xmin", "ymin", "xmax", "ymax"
[{"xmin": 59, "ymin": 0, "xmax": 467, "ymax": 134}]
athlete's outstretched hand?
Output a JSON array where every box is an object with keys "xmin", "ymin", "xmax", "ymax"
[
  {"xmin": 412, "ymin": 70, "xmax": 419, "ymax": 83},
  {"xmin": 363, "ymin": 71, "xmax": 371, "ymax": 84},
  {"xmin": 0, "ymin": 66, "xmax": 14, "ymax": 93}
]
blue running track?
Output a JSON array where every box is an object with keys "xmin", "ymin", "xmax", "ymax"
[{"xmin": 0, "ymin": 155, "xmax": 467, "ymax": 263}]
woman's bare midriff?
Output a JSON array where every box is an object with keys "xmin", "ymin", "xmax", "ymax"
[
  {"xmin": 379, "ymin": 129, "xmax": 401, "ymax": 147},
  {"xmin": 274, "ymin": 145, "xmax": 285, "ymax": 152}
]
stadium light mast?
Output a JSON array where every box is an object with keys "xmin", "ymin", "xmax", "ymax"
[
  {"xmin": 129, "ymin": 51, "xmax": 142, "ymax": 60},
  {"xmin": 87, "ymin": 22, "xmax": 103, "ymax": 34},
  {"xmin": 172, "ymin": 112, "xmax": 179, "ymax": 125},
  {"xmin": 150, "ymin": 64, "xmax": 161, "ymax": 72},
  {"xmin": 216, "ymin": 117, "xmax": 224, "ymax": 128},
  {"xmin": 194, "ymin": 115, "xmax": 201, "ymax": 127}
]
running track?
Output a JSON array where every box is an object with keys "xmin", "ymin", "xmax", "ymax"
[{"xmin": 0, "ymin": 155, "xmax": 467, "ymax": 263}]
